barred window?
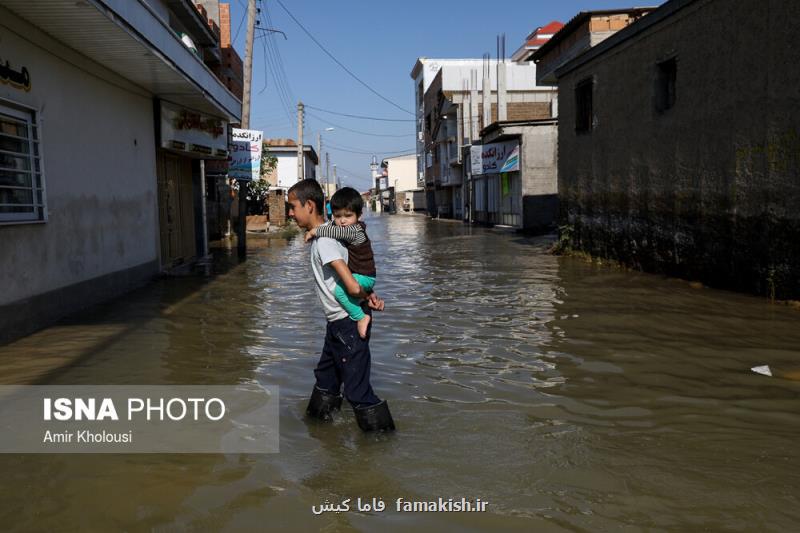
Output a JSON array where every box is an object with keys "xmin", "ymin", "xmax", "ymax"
[{"xmin": 0, "ymin": 102, "xmax": 46, "ymax": 224}]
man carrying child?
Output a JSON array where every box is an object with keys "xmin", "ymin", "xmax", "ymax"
[{"xmin": 287, "ymin": 179, "xmax": 395, "ymax": 432}]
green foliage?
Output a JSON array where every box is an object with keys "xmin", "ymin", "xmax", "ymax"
[
  {"xmin": 243, "ymin": 146, "xmax": 279, "ymax": 215},
  {"xmin": 246, "ymin": 178, "xmax": 270, "ymax": 204},
  {"xmin": 260, "ymin": 145, "xmax": 278, "ymax": 179},
  {"xmin": 550, "ymin": 224, "xmax": 574, "ymax": 255}
]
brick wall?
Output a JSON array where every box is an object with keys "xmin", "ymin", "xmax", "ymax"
[
  {"xmin": 219, "ymin": 3, "xmax": 231, "ymax": 48},
  {"xmin": 477, "ymin": 102, "xmax": 552, "ymax": 125},
  {"xmin": 267, "ymin": 190, "xmax": 287, "ymax": 226}
]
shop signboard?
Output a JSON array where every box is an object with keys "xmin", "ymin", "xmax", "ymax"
[
  {"xmin": 159, "ymin": 101, "xmax": 228, "ymax": 158},
  {"xmin": 472, "ymin": 140, "xmax": 519, "ymax": 175},
  {"xmin": 229, "ymin": 128, "xmax": 263, "ymax": 181}
]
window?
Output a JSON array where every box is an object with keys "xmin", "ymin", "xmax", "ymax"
[
  {"xmin": 655, "ymin": 58, "xmax": 677, "ymax": 113},
  {"xmin": 575, "ymin": 78, "xmax": 593, "ymax": 133},
  {"xmin": 0, "ymin": 102, "xmax": 46, "ymax": 223}
]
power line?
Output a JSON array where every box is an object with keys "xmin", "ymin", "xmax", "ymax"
[
  {"xmin": 232, "ymin": 5, "xmax": 247, "ymax": 44},
  {"xmin": 334, "ymin": 164, "xmax": 371, "ymax": 181},
  {"xmin": 305, "ymin": 104, "xmax": 416, "ymax": 122},
  {"xmin": 257, "ymin": 4, "xmax": 295, "ymax": 125},
  {"xmin": 263, "ymin": 4, "xmax": 295, "ymax": 103},
  {"xmin": 326, "ymin": 141, "xmax": 415, "ymax": 156},
  {"xmin": 274, "ymin": 0, "xmax": 413, "ymax": 116},
  {"xmin": 306, "ymin": 111, "xmax": 414, "ymax": 138}
]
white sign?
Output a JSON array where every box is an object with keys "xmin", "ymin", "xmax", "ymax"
[
  {"xmin": 229, "ymin": 128, "xmax": 263, "ymax": 181},
  {"xmin": 470, "ymin": 145, "xmax": 483, "ymax": 175},
  {"xmin": 473, "ymin": 140, "xmax": 520, "ymax": 175},
  {"xmin": 379, "ymin": 177, "xmax": 388, "ymax": 190},
  {"xmin": 160, "ymin": 101, "xmax": 228, "ymax": 158}
]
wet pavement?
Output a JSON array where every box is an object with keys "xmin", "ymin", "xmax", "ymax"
[{"xmin": 1, "ymin": 213, "xmax": 799, "ymax": 531}]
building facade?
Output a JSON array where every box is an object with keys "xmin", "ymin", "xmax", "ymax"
[
  {"xmin": 383, "ymin": 154, "xmax": 424, "ymax": 213},
  {"xmin": 0, "ymin": 0, "xmax": 241, "ymax": 342},
  {"xmin": 261, "ymin": 139, "xmax": 318, "ymax": 189},
  {"xmin": 471, "ymin": 119, "xmax": 558, "ymax": 231},
  {"xmin": 553, "ymin": 0, "xmax": 800, "ymax": 298}
]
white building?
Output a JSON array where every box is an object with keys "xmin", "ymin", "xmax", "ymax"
[
  {"xmin": 383, "ymin": 154, "xmax": 424, "ymax": 213},
  {"xmin": 411, "ymin": 57, "xmax": 555, "ymax": 220},
  {"xmin": 0, "ymin": 0, "xmax": 240, "ymax": 342},
  {"xmin": 411, "ymin": 24, "xmax": 562, "ymax": 225},
  {"xmin": 262, "ymin": 140, "xmax": 318, "ymax": 189}
]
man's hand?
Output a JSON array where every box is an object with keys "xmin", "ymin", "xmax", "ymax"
[
  {"xmin": 304, "ymin": 227, "xmax": 318, "ymax": 243},
  {"xmin": 366, "ymin": 292, "xmax": 385, "ymax": 311}
]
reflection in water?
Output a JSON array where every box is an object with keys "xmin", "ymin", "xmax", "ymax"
[{"xmin": 0, "ymin": 214, "xmax": 798, "ymax": 531}]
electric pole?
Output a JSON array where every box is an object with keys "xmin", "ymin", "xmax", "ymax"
[
  {"xmin": 325, "ymin": 152, "xmax": 330, "ymax": 197},
  {"xmin": 297, "ymin": 101, "xmax": 304, "ymax": 181},
  {"xmin": 333, "ymin": 164, "xmax": 337, "ymax": 191},
  {"xmin": 317, "ymin": 131, "xmax": 322, "ymax": 185},
  {"xmin": 236, "ymin": 0, "xmax": 257, "ymax": 254}
]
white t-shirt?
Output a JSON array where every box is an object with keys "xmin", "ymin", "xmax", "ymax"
[{"xmin": 310, "ymin": 233, "xmax": 349, "ymax": 322}]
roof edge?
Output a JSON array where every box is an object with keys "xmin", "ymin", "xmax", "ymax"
[{"xmin": 554, "ymin": 0, "xmax": 700, "ymax": 79}]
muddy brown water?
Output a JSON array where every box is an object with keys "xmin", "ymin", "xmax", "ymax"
[{"xmin": 0, "ymin": 214, "xmax": 799, "ymax": 531}]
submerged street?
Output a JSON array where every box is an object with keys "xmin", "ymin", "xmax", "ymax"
[{"xmin": 1, "ymin": 214, "xmax": 799, "ymax": 531}]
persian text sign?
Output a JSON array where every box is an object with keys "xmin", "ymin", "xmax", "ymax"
[
  {"xmin": 473, "ymin": 140, "xmax": 519, "ymax": 175},
  {"xmin": 160, "ymin": 101, "xmax": 229, "ymax": 158},
  {"xmin": 0, "ymin": 385, "xmax": 278, "ymax": 453},
  {"xmin": 230, "ymin": 128, "xmax": 263, "ymax": 181}
]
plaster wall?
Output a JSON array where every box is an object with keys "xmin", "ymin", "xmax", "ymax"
[
  {"xmin": 557, "ymin": 0, "xmax": 800, "ymax": 298},
  {"xmin": 0, "ymin": 21, "xmax": 159, "ymax": 307}
]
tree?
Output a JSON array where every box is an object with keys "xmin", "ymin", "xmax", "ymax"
[{"xmin": 245, "ymin": 146, "xmax": 278, "ymax": 215}]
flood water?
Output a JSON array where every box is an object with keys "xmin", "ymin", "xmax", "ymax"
[{"xmin": 1, "ymin": 214, "xmax": 799, "ymax": 531}]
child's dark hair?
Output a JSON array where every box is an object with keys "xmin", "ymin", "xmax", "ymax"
[
  {"xmin": 330, "ymin": 187, "xmax": 363, "ymax": 216},
  {"xmin": 288, "ymin": 178, "xmax": 324, "ymax": 214}
]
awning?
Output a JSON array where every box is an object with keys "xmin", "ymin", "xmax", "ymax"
[{"xmin": 0, "ymin": 0, "xmax": 241, "ymax": 122}]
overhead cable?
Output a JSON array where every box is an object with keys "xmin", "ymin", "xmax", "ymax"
[
  {"xmin": 305, "ymin": 104, "xmax": 415, "ymax": 122},
  {"xmin": 274, "ymin": 0, "xmax": 413, "ymax": 116}
]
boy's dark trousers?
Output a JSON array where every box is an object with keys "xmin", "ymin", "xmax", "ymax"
[{"xmin": 314, "ymin": 313, "xmax": 380, "ymax": 407}]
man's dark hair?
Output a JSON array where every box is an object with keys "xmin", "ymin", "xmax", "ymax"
[
  {"xmin": 330, "ymin": 187, "xmax": 363, "ymax": 216},
  {"xmin": 288, "ymin": 178, "xmax": 324, "ymax": 214}
]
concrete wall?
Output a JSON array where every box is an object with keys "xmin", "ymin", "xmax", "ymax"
[
  {"xmin": 385, "ymin": 155, "xmax": 417, "ymax": 192},
  {"xmin": 0, "ymin": 16, "xmax": 160, "ymax": 335},
  {"xmin": 272, "ymin": 151, "xmax": 316, "ymax": 188},
  {"xmin": 557, "ymin": 0, "xmax": 800, "ymax": 298}
]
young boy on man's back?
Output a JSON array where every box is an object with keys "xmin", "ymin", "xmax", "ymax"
[{"xmin": 305, "ymin": 187, "xmax": 376, "ymax": 339}]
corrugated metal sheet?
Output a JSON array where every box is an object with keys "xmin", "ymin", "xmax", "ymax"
[{"xmin": 0, "ymin": 0, "xmax": 241, "ymax": 121}]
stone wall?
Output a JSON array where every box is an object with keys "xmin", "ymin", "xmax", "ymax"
[{"xmin": 557, "ymin": 0, "xmax": 800, "ymax": 299}]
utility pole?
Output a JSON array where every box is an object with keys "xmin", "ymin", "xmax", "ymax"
[
  {"xmin": 333, "ymin": 164, "xmax": 337, "ymax": 191},
  {"xmin": 317, "ymin": 132, "xmax": 322, "ymax": 185},
  {"xmin": 236, "ymin": 0, "xmax": 257, "ymax": 254},
  {"xmin": 297, "ymin": 101, "xmax": 304, "ymax": 181},
  {"xmin": 325, "ymin": 152, "xmax": 330, "ymax": 197}
]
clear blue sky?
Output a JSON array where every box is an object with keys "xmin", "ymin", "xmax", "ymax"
[{"xmin": 227, "ymin": 0, "xmax": 662, "ymax": 191}]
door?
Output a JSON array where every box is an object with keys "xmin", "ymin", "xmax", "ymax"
[{"xmin": 156, "ymin": 150, "xmax": 195, "ymax": 268}]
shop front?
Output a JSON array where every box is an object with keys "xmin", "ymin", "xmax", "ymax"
[
  {"xmin": 157, "ymin": 101, "xmax": 229, "ymax": 268},
  {"xmin": 470, "ymin": 140, "xmax": 522, "ymax": 227}
]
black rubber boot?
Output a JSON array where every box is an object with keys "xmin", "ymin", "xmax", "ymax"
[
  {"xmin": 353, "ymin": 400, "xmax": 396, "ymax": 432},
  {"xmin": 306, "ymin": 386, "xmax": 343, "ymax": 421}
]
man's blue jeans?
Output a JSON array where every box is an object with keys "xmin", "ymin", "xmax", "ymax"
[{"xmin": 314, "ymin": 312, "xmax": 380, "ymax": 408}]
